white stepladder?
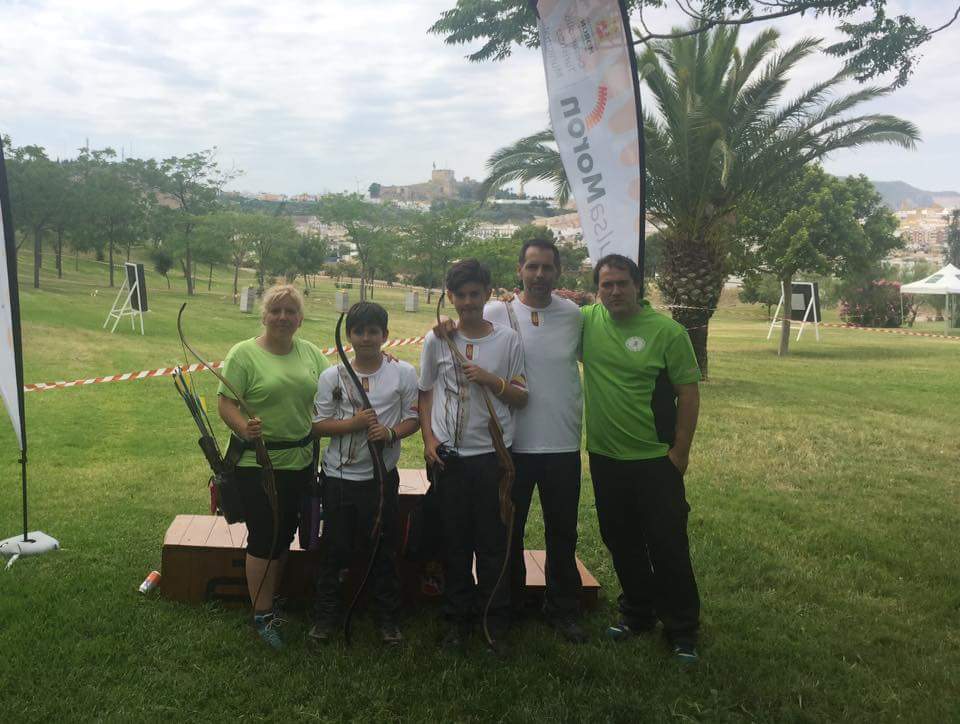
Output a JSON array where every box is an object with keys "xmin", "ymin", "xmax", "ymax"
[
  {"xmin": 103, "ymin": 262, "xmax": 146, "ymax": 335},
  {"xmin": 767, "ymin": 281, "xmax": 820, "ymax": 342}
]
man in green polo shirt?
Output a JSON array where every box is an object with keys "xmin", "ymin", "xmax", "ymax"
[{"xmin": 582, "ymin": 253, "xmax": 702, "ymax": 664}]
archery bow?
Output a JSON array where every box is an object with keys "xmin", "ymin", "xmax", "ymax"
[
  {"xmin": 177, "ymin": 303, "xmax": 280, "ymax": 617},
  {"xmin": 434, "ymin": 293, "xmax": 516, "ymax": 647},
  {"xmin": 335, "ymin": 312, "xmax": 389, "ymax": 646}
]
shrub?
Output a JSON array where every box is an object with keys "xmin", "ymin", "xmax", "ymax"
[
  {"xmin": 840, "ymin": 279, "xmax": 904, "ymax": 327},
  {"xmin": 554, "ymin": 288, "xmax": 594, "ymax": 306}
]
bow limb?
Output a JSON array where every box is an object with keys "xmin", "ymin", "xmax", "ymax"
[{"xmin": 336, "ymin": 313, "xmax": 387, "ymax": 645}]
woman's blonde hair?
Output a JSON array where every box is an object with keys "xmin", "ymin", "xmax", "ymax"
[{"xmin": 260, "ymin": 284, "xmax": 305, "ymax": 321}]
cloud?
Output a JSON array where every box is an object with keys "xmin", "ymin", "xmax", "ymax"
[{"xmin": 0, "ymin": 0, "xmax": 955, "ymax": 193}]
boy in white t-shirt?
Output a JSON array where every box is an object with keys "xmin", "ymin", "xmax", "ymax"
[
  {"xmin": 310, "ymin": 302, "xmax": 420, "ymax": 646},
  {"xmin": 419, "ymin": 259, "xmax": 528, "ymax": 654}
]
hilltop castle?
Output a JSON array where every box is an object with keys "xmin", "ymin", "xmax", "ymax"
[{"xmin": 375, "ymin": 168, "xmax": 478, "ymax": 203}]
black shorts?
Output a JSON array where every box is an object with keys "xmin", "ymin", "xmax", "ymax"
[{"xmin": 235, "ymin": 465, "xmax": 313, "ymax": 559}]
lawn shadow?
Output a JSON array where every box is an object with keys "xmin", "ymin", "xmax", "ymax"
[{"xmin": 730, "ymin": 343, "xmax": 944, "ymax": 363}]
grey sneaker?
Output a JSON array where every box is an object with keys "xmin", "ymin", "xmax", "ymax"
[
  {"xmin": 605, "ymin": 618, "xmax": 656, "ymax": 642},
  {"xmin": 671, "ymin": 640, "xmax": 700, "ymax": 665},
  {"xmin": 380, "ymin": 621, "xmax": 404, "ymax": 646},
  {"xmin": 308, "ymin": 620, "xmax": 335, "ymax": 645},
  {"xmin": 252, "ymin": 612, "xmax": 284, "ymax": 651},
  {"xmin": 549, "ymin": 615, "xmax": 588, "ymax": 644}
]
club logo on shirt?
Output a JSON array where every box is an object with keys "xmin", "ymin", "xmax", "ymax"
[
  {"xmin": 625, "ymin": 336, "xmax": 646, "ymax": 352},
  {"xmin": 361, "ymin": 377, "xmax": 370, "ymax": 393},
  {"xmin": 465, "ymin": 343, "xmax": 475, "ymax": 360},
  {"xmin": 531, "ymin": 311, "xmax": 540, "ymax": 326}
]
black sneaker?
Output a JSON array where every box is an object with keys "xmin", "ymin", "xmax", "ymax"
[
  {"xmin": 307, "ymin": 620, "xmax": 335, "ymax": 646},
  {"xmin": 485, "ymin": 636, "xmax": 510, "ymax": 658},
  {"xmin": 549, "ymin": 615, "xmax": 588, "ymax": 644},
  {"xmin": 440, "ymin": 624, "xmax": 467, "ymax": 654},
  {"xmin": 605, "ymin": 618, "xmax": 656, "ymax": 642},
  {"xmin": 671, "ymin": 640, "xmax": 700, "ymax": 665},
  {"xmin": 380, "ymin": 621, "xmax": 403, "ymax": 646}
]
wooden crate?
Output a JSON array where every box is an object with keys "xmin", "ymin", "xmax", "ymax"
[{"xmin": 159, "ymin": 469, "xmax": 599, "ymax": 608}]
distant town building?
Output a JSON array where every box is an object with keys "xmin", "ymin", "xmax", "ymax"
[
  {"xmin": 475, "ymin": 223, "xmax": 520, "ymax": 239},
  {"xmin": 533, "ymin": 212, "xmax": 583, "ymax": 243},
  {"xmin": 290, "ymin": 215, "xmax": 349, "ymax": 240}
]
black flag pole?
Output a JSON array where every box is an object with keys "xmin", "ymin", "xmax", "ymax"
[
  {"xmin": 0, "ymin": 139, "xmax": 58, "ymax": 564},
  {"xmin": 616, "ymin": 0, "xmax": 647, "ymax": 290}
]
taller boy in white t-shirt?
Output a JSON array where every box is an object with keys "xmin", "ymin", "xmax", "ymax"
[
  {"xmin": 483, "ymin": 238, "xmax": 586, "ymax": 643},
  {"xmin": 310, "ymin": 302, "xmax": 420, "ymax": 646},
  {"xmin": 419, "ymin": 259, "xmax": 528, "ymax": 654}
]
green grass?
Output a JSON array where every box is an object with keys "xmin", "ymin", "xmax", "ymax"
[{"xmin": 1, "ymin": 254, "xmax": 958, "ymax": 722}]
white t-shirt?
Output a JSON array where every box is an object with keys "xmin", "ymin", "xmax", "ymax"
[
  {"xmin": 418, "ymin": 325, "xmax": 526, "ymax": 457},
  {"xmin": 485, "ymin": 295, "xmax": 583, "ymax": 453},
  {"xmin": 313, "ymin": 359, "xmax": 419, "ymax": 481}
]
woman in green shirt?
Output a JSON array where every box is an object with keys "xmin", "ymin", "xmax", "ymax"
[{"xmin": 217, "ymin": 284, "xmax": 330, "ymax": 649}]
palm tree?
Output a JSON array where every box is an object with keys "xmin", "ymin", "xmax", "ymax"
[
  {"xmin": 481, "ymin": 129, "xmax": 571, "ymax": 206},
  {"xmin": 481, "ymin": 25, "xmax": 919, "ymax": 376}
]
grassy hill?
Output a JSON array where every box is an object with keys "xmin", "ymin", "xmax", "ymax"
[{"xmin": 1, "ymin": 254, "xmax": 958, "ymax": 722}]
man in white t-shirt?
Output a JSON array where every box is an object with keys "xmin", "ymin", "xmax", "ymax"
[
  {"xmin": 419, "ymin": 259, "xmax": 528, "ymax": 654},
  {"xmin": 310, "ymin": 302, "xmax": 420, "ymax": 646},
  {"xmin": 484, "ymin": 239, "xmax": 586, "ymax": 643}
]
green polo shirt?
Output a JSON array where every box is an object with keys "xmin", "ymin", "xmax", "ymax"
[
  {"xmin": 218, "ymin": 337, "xmax": 330, "ymax": 470},
  {"xmin": 581, "ymin": 301, "xmax": 701, "ymax": 461}
]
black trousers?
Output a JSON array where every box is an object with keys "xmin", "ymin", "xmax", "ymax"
[
  {"xmin": 313, "ymin": 468, "xmax": 401, "ymax": 624},
  {"xmin": 509, "ymin": 451, "xmax": 582, "ymax": 618},
  {"xmin": 436, "ymin": 453, "xmax": 510, "ymax": 632},
  {"xmin": 589, "ymin": 453, "xmax": 700, "ymax": 643},
  {"xmin": 235, "ymin": 465, "xmax": 311, "ymax": 560}
]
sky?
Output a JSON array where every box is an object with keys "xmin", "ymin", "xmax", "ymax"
[{"xmin": 2, "ymin": 0, "xmax": 958, "ymax": 196}]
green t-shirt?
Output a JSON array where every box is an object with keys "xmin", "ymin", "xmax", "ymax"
[
  {"xmin": 581, "ymin": 301, "xmax": 701, "ymax": 461},
  {"xmin": 218, "ymin": 337, "xmax": 330, "ymax": 470}
]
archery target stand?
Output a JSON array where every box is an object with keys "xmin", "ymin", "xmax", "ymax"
[
  {"xmin": 103, "ymin": 262, "xmax": 147, "ymax": 335},
  {"xmin": 767, "ymin": 281, "xmax": 821, "ymax": 342}
]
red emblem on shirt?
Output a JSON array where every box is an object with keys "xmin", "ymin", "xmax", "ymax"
[
  {"xmin": 361, "ymin": 377, "xmax": 370, "ymax": 393},
  {"xmin": 465, "ymin": 343, "xmax": 474, "ymax": 360},
  {"xmin": 531, "ymin": 311, "xmax": 540, "ymax": 326}
]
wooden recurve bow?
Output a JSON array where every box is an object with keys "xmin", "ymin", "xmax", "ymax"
[
  {"xmin": 177, "ymin": 303, "xmax": 280, "ymax": 615},
  {"xmin": 335, "ymin": 312, "xmax": 389, "ymax": 645},
  {"xmin": 434, "ymin": 293, "xmax": 516, "ymax": 646}
]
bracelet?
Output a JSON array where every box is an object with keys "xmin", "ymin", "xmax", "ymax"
[
  {"xmin": 496, "ymin": 377, "xmax": 506, "ymax": 396},
  {"xmin": 389, "ymin": 428, "xmax": 398, "ymax": 444}
]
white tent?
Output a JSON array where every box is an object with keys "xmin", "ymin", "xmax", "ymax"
[{"xmin": 900, "ymin": 263, "xmax": 960, "ymax": 334}]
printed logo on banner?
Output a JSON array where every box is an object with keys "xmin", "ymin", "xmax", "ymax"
[{"xmin": 586, "ymin": 85, "xmax": 609, "ymax": 129}]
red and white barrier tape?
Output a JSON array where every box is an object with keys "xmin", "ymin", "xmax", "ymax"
[
  {"xmin": 22, "ymin": 313, "xmax": 959, "ymax": 394},
  {"xmin": 23, "ymin": 335, "xmax": 426, "ymax": 393},
  {"xmin": 656, "ymin": 303, "xmax": 960, "ymax": 340},
  {"xmin": 816, "ymin": 321, "xmax": 960, "ymax": 341}
]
